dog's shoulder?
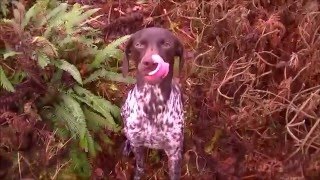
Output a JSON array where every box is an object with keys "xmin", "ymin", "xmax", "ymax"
[{"xmin": 121, "ymin": 85, "xmax": 137, "ymax": 120}]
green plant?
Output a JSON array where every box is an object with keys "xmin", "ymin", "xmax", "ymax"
[
  {"xmin": 0, "ymin": 0, "xmax": 132, "ymax": 178},
  {"xmin": 0, "ymin": 65, "xmax": 15, "ymax": 92},
  {"xmin": 0, "ymin": 0, "xmax": 10, "ymax": 18}
]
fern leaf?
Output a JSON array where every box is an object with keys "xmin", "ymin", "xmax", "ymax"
[
  {"xmin": 59, "ymin": 36, "xmax": 97, "ymax": 56},
  {"xmin": 84, "ymin": 68, "xmax": 136, "ymax": 84},
  {"xmin": 10, "ymin": 70, "xmax": 26, "ymax": 85},
  {"xmin": 73, "ymin": 85, "xmax": 120, "ymax": 118},
  {"xmin": 55, "ymin": 126, "xmax": 70, "ymax": 140},
  {"xmin": 0, "ymin": 66, "xmax": 15, "ymax": 92},
  {"xmin": 71, "ymin": 85, "xmax": 120, "ymax": 132},
  {"xmin": 54, "ymin": 104, "xmax": 83, "ymax": 140},
  {"xmin": 106, "ymin": 34, "xmax": 131, "ymax": 50},
  {"xmin": 40, "ymin": 2, "xmax": 67, "ymax": 26},
  {"xmin": 68, "ymin": 6, "xmax": 100, "ymax": 28},
  {"xmin": 50, "ymin": 108, "xmax": 71, "ymax": 140},
  {"xmin": 37, "ymin": 52, "xmax": 50, "ymax": 68},
  {"xmin": 1, "ymin": 18, "xmax": 14, "ymax": 24},
  {"xmin": 83, "ymin": 106, "xmax": 120, "ymax": 132},
  {"xmin": 54, "ymin": 59, "xmax": 83, "ymax": 85},
  {"xmin": 79, "ymin": 14, "xmax": 103, "ymax": 27},
  {"xmin": 63, "ymin": 4, "xmax": 99, "ymax": 35},
  {"xmin": 50, "ymin": 69, "xmax": 63, "ymax": 84},
  {"xmin": 99, "ymin": 133, "xmax": 114, "ymax": 145},
  {"xmin": 91, "ymin": 49, "xmax": 123, "ymax": 68},
  {"xmin": 85, "ymin": 131, "xmax": 96, "ymax": 157},
  {"xmin": 54, "ymin": 104, "xmax": 79, "ymax": 137},
  {"xmin": 61, "ymin": 93, "xmax": 87, "ymax": 140},
  {"xmin": 22, "ymin": 0, "xmax": 49, "ymax": 28},
  {"xmin": 63, "ymin": 3, "xmax": 82, "ymax": 28},
  {"xmin": 44, "ymin": 5, "xmax": 67, "ymax": 37},
  {"xmin": 69, "ymin": 147, "xmax": 91, "ymax": 178},
  {"xmin": 54, "ymin": 95, "xmax": 90, "ymax": 152},
  {"xmin": 94, "ymin": 141, "xmax": 102, "ymax": 152},
  {"xmin": 3, "ymin": 50, "xmax": 22, "ymax": 59},
  {"xmin": 0, "ymin": 0, "xmax": 9, "ymax": 17},
  {"xmin": 79, "ymin": 132, "xmax": 88, "ymax": 152},
  {"xmin": 90, "ymin": 35, "xmax": 131, "ymax": 69}
]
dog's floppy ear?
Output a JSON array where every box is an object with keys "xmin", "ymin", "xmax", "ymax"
[
  {"xmin": 175, "ymin": 39, "xmax": 184, "ymax": 76},
  {"xmin": 122, "ymin": 36, "xmax": 134, "ymax": 77}
]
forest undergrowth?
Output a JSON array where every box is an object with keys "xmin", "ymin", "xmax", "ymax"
[{"xmin": 1, "ymin": 0, "xmax": 320, "ymax": 179}]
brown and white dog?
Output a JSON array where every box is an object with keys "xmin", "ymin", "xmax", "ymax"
[{"xmin": 121, "ymin": 27, "xmax": 185, "ymax": 180}]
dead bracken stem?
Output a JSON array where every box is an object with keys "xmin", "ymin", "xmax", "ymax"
[
  {"xmin": 18, "ymin": 152, "xmax": 22, "ymax": 179},
  {"xmin": 51, "ymin": 160, "xmax": 70, "ymax": 180}
]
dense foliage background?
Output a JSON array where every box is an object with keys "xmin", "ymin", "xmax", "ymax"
[{"xmin": 1, "ymin": 0, "xmax": 320, "ymax": 179}]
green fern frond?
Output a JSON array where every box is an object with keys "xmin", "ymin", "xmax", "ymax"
[
  {"xmin": 73, "ymin": 85, "xmax": 121, "ymax": 119},
  {"xmin": 83, "ymin": 106, "xmax": 119, "ymax": 132},
  {"xmin": 99, "ymin": 133, "xmax": 114, "ymax": 146},
  {"xmin": 54, "ymin": 93, "xmax": 87, "ymax": 143},
  {"xmin": 50, "ymin": 108, "xmax": 71, "ymax": 140},
  {"xmin": 85, "ymin": 131, "xmax": 97, "ymax": 157},
  {"xmin": 55, "ymin": 126, "xmax": 70, "ymax": 140},
  {"xmin": 39, "ymin": 2, "xmax": 68, "ymax": 27},
  {"xmin": 54, "ymin": 104, "xmax": 82, "ymax": 139},
  {"xmin": 84, "ymin": 68, "xmax": 136, "ymax": 84},
  {"xmin": 22, "ymin": 0, "xmax": 49, "ymax": 28},
  {"xmin": 44, "ymin": 4, "xmax": 67, "ymax": 37},
  {"xmin": 50, "ymin": 69, "xmax": 63, "ymax": 84},
  {"xmin": 60, "ymin": 4, "xmax": 83, "ymax": 34},
  {"xmin": 61, "ymin": 4, "xmax": 100, "ymax": 35},
  {"xmin": 90, "ymin": 35, "xmax": 131, "ymax": 69},
  {"xmin": 60, "ymin": 93, "xmax": 87, "ymax": 140},
  {"xmin": 53, "ymin": 94, "xmax": 98, "ymax": 156},
  {"xmin": 79, "ymin": 131, "xmax": 88, "ymax": 152},
  {"xmin": 0, "ymin": 0, "xmax": 9, "ymax": 17},
  {"xmin": 71, "ymin": 85, "xmax": 121, "ymax": 132},
  {"xmin": 10, "ymin": 70, "xmax": 26, "ymax": 85},
  {"xmin": 69, "ymin": 147, "xmax": 91, "ymax": 178},
  {"xmin": 54, "ymin": 59, "xmax": 83, "ymax": 85},
  {"xmin": 66, "ymin": 4, "xmax": 100, "ymax": 27},
  {"xmin": 3, "ymin": 50, "xmax": 22, "ymax": 59},
  {"xmin": 1, "ymin": 18, "xmax": 14, "ymax": 24},
  {"xmin": 0, "ymin": 66, "xmax": 15, "ymax": 92},
  {"xmin": 94, "ymin": 141, "xmax": 102, "ymax": 152},
  {"xmin": 36, "ymin": 52, "xmax": 51, "ymax": 68},
  {"xmin": 59, "ymin": 36, "xmax": 97, "ymax": 55}
]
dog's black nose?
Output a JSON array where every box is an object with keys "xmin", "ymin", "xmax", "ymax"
[
  {"xmin": 143, "ymin": 61, "xmax": 155, "ymax": 66},
  {"xmin": 142, "ymin": 60, "xmax": 157, "ymax": 69}
]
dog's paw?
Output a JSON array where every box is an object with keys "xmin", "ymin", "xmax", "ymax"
[{"xmin": 123, "ymin": 140, "xmax": 132, "ymax": 156}]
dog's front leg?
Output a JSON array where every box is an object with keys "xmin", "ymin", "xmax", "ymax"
[
  {"xmin": 132, "ymin": 146, "xmax": 145, "ymax": 180},
  {"xmin": 166, "ymin": 147, "xmax": 182, "ymax": 180}
]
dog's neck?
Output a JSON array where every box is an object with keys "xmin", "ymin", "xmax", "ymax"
[
  {"xmin": 134, "ymin": 74, "xmax": 173, "ymax": 120},
  {"xmin": 136, "ymin": 72, "xmax": 173, "ymax": 103}
]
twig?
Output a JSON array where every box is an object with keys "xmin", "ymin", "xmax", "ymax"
[
  {"xmin": 18, "ymin": 152, "xmax": 22, "ymax": 179},
  {"xmin": 51, "ymin": 160, "xmax": 71, "ymax": 180}
]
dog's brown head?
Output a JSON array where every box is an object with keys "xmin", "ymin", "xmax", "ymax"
[{"xmin": 122, "ymin": 27, "xmax": 184, "ymax": 85}]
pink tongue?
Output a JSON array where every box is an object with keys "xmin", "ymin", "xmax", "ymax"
[{"xmin": 147, "ymin": 54, "xmax": 169, "ymax": 79}]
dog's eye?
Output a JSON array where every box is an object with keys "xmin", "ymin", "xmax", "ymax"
[
  {"xmin": 135, "ymin": 42, "xmax": 145, "ymax": 49},
  {"xmin": 162, "ymin": 41, "xmax": 171, "ymax": 48}
]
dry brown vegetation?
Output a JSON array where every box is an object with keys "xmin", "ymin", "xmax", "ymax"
[{"xmin": 1, "ymin": 0, "xmax": 320, "ymax": 179}]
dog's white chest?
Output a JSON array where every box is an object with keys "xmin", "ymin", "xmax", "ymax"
[{"xmin": 121, "ymin": 83, "xmax": 184, "ymax": 149}]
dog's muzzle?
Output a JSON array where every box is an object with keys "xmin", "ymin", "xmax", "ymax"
[{"xmin": 139, "ymin": 54, "xmax": 169, "ymax": 82}]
